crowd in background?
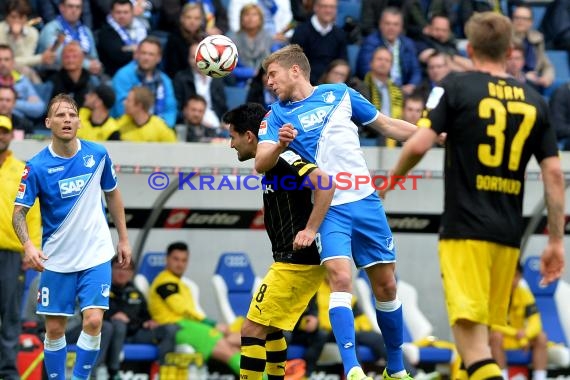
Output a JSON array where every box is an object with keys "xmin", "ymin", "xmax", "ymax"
[{"xmin": 0, "ymin": 0, "xmax": 569, "ymax": 147}]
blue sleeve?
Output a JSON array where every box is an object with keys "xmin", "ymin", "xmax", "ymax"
[
  {"xmin": 15, "ymin": 161, "xmax": 39, "ymax": 208},
  {"xmin": 111, "ymin": 67, "xmax": 133, "ymax": 118},
  {"xmin": 36, "ymin": 21, "xmax": 58, "ymax": 54},
  {"xmin": 257, "ymin": 109, "xmax": 279, "ymax": 143},
  {"xmin": 348, "ymin": 87, "xmax": 379, "ymax": 124},
  {"xmin": 101, "ymin": 153, "xmax": 118, "ymax": 192},
  {"xmin": 14, "ymin": 77, "xmax": 46, "ymax": 118},
  {"xmin": 160, "ymin": 75, "xmax": 177, "ymax": 127},
  {"xmin": 356, "ymin": 33, "xmax": 379, "ymax": 79}
]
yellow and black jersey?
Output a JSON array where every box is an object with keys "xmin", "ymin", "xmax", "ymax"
[
  {"xmin": 78, "ymin": 108, "xmax": 120, "ymax": 141},
  {"xmin": 148, "ymin": 270, "xmax": 205, "ymax": 325},
  {"xmin": 421, "ymin": 71, "xmax": 558, "ymax": 247},
  {"xmin": 507, "ymin": 284, "xmax": 541, "ymax": 339},
  {"xmin": 117, "ymin": 115, "xmax": 176, "ymax": 142},
  {"xmin": 263, "ymin": 150, "xmax": 321, "ymax": 265}
]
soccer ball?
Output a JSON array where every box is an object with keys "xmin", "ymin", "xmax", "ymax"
[{"xmin": 195, "ymin": 35, "xmax": 239, "ymax": 78}]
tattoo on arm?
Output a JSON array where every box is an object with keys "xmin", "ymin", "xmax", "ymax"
[{"xmin": 13, "ymin": 206, "xmax": 30, "ymax": 244}]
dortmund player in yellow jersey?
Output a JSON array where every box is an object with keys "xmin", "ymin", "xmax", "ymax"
[{"xmin": 383, "ymin": 12, "xmax": 565, "ymax": 380}]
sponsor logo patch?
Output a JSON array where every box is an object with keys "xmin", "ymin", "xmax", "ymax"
[
  {"xmin": 16, "ymin": 183, "xmax": 26, "ymax": 199},
  {"xmin": 298, "ymin": 106, "xmax": 333, "ymax": 131},
  {"xmin": 58, "ymin": 174, "xmax": 92, "ymax": 198}
]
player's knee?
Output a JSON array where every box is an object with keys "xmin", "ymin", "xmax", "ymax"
[
  {"xmin": 241, "ymin": 318, "xmax": 268, "ymax": 339},
  {"xmin": 489, "ymin": 330, "xmax": 504, "ymax": 349},
  {"xmin": 327, "ymin": 271, "xmax": 352, "ymax": 291},
  {"xmin": 82, "ymin": 313, "xmax": 104, "ymax": 332}
]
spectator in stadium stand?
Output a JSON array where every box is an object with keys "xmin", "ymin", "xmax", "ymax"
[
  {"xmin": 0, "ymin": 0, "xmax": 56, "ymax": 78},
  {"xmin": 0, "ymin": 85, "xmax": 34, "ymax": 136},
  {"xmin": 228, "ymin": 0, "xmax": 293, "ymax": 39},
  {"xmin": 506, "ymin": 43, "xmax": 528, "ymax": 84},
  {"xmin": 0, "ymin": 114, "xmax": 41, "ymax": 380},
  {"xmin": 37, "ymin": 0, "xmax": 102, "ymax": 75},
  {"xmin": 511, "ymin": 5, "xmax": 554, "ymax": 92},
  {"xmin": 416, "ymin": 51, "xmax": 452, "ymax": 101},
  {"xmin": 78, "ymin": 84, "xmax": 121, "ymax": 141},
  {"xmin": 163, "ymin": 3, "xmax": 208, "ymax": 79},
  {"xmin": 227, "ymin": 4, "xmax": 274, "ymax": 84},
  {"xmin": 47, "ymin": 41, "xmax": 100, "ymax": 108},
  {"xmin": 173, "ymin": 42, "xmax": 227, "ymax": 127},
  {"xmin": 357, "ymin": 7, "xmax": 422, "ymax": 95},
  {"xmin": 401, "ymin": 93, "xmax": 425, "ymax": 127},
  {"xmin": 415, "ymin": 15, "xmax": 472, "ymax": 72},
  {"xmin": 159, "ymin": 0, "xmax": 229, "ymax": 34},
  {"xmin": 148, "ymin": 242, "xmax": 243, "ymax": 377},
  {"xmin": 180, "ymin": 94, "xmax": 226, "ymax": 142},
  {"xmin": 96, "ymin": 0, "xmax": 148, "ymax": 77},
  {"xmin": 116, "ymin": 86, "xmax": 176, "ymax": 142},
  {"xmin": 290, "ymin": 0, "xmax": 348, "ymax": 85},
  {"xmin": 360, "ymin": 47, "xmax": 404, "ymax": 147},
  {"xmin": 0, "ymin": 44, "xmax": 46, "ymax": 119},
  {"xmin": 112, "ymin": 36, "xmax": 177, "ymax": 127},
  {"xmin": 36, "ymin": 0, "xmax": 93, "ymax": 29}
]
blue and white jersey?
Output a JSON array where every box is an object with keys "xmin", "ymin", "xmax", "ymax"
[
  {"xmin": 15, "ymin": 139, "xmax": 117, "ymax": 273},
  {"xmin": 259, "ymin": 83, "xmax": 379, "ymax": 205}
]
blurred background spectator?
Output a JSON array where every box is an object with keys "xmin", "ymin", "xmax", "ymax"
[
  {"xmin": 164, "ymin": 3, "xmax": 207, "ymax": 79},
  {"xmin": 549, "ymin": 81, "xmax": 570, "ymax": 151},
  {"xmin": 112, "ymin": 36, "xmax": 177, "ymax": 127},
  {"xmin": 78, "ymin": 84, "xmax": 120, "ymax": 141},
  {"xmin": 173, "ymin": 42, "xmax": 227, "ymax": 128},
  {"xmin": 357, "ymin": 7, "xmax": 422, "ymax": 94},
  {"xmin": 97, "ymin": 0, "xmax": 148, "ymax": 77},
  {"xmin": 116, "ymin": 86, "xmax": 176, "ymax": 142},
  {"xmin": 48, "ymin": 41, "xmax": 100, "ymax": 107},
  {"xmin": 290, "ymin": 0, "xmax": 347, "ymax": 84},
  {"xmin": 37, "ymin": 0, "xmax": 102, "ymax": 77}
]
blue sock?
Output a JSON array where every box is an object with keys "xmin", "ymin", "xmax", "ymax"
[
  {"xmin": 72, "ymin": 331, "xmax": 101, "ymax": 379},
  {"xmin": 44, "ymin": 336, "xmax": 67, "ymax": 379},
  {"xmin": 329, "ymin": 292, "xmax": 360, "ymax": 375},
  {"xmin": 376, "ymin": 299, "xmax": 405, "ymax": 375}
]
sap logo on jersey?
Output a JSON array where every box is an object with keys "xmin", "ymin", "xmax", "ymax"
[
  {"xmin": 298, "ymin": 106, "xmax": 332, "ymax": 131},
  {"xmin": 58, "ymin": 174, "xmax": 92, "ymax": 198}
]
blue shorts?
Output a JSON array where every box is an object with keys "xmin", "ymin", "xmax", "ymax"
[
  {"xmin": 37, "ymin": 260, "xmax": 112, "ymax": 316},
  {"xmin": 319, "ymin": 193, "xmax": 395, "ymax": 268}
]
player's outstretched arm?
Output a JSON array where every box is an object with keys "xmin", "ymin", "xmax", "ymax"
[
  {"xmin": 369, "ymin": 112, "xmax": 418, "ymax": 142},
  {"xmin": 105, "ymin": 188, "xmax": 132, "ymax": 267},
  {"xmin": 294, "ymin": 169, "xmax": 335, "ymax": 250},
  {"xmin": 255, "ymin": 142, "xmax": 286, "ymax": 173},
  {"xmin": 13, "ymin": 205, "xmax": 47, "ymax": 271},
  {"xmin": 380, "ymin": 128, "xmax": 438, "ymax": 199},
  {"xmin": 539, "ymin": 156, "xmax": 565, "ymax": 285}
]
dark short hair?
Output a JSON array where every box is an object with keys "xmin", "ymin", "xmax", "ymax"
[
  {"xmin": 0, "ymin": 85, "xmax": 18, "ymax": 99},
  {"xmin": 139, "ymin": 36, "xmax": 163, "ymax": 54},
  {"xmin": 186, "ymin": 94, "xmax": 207, "ymax": 106},
  {"xmin": 167, "ymin": 241, "xmax": 189, "ymax": 256},
  {"xmin": 111, "ymin": 256, "xmax": 135, "ymax": 269},
  {"xmin": 111, "ymin": 0, "xmax": 133, "ymax": 9},
  {"xmin": 222, "ymin": 103, "xmax": 267, "ymax": 136},
  {"xmin": 6, "ymin": 0, "xmax": 31, "ymax": 16}
]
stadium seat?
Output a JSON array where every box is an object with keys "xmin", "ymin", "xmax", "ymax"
[
  {"xmin": 531, "ymin": 5, "xmax": 547, "ymax": 31},
  {"xmin": 545, "ymin": 50, "xmax": 570, "ymax": 81},
  {"xmin": 211, "ymin": 252, "xmax": 260, "ymax": 324},
  {"xmin": 336, "ymin": 0, "xmax": 362, "ymax": 27},
  {"xmin": 354, "ymin": 271, "xmax": 455, "ymax": 366},
  {"xmin": 134, "ymin": 251, "xmax": 167, "ymax": 297},
  {"xmin": 347, "ymin": 44, "xmax": 359, "ymax": 75},
  {"xmin": 224, "ymin": 86, "xmax": 248, "ymax": 110}
]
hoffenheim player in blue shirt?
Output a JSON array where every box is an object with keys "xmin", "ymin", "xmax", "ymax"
[
  {"xmin": 255, "ymin": 45, "xmax": 418, "ymax": 380},
  {"xmin": 12, "ymin": 94, "xmax": 131, "ymax": 380}
]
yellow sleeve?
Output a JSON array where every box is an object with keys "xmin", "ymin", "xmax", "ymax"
[
  {"xmin": 521, "ymin": 288, "xmax": 542, "ymax": 339},
  {"xmin": 27, "ymin": 200, "xmax": 42, "ymax": 248},
  {"xmin": 160, "ymin": 125, "xmax": 177, "ymax": 142},
  {"xmin": 154, "ymin": 280, "xmax": 205, "ymax": 321}
]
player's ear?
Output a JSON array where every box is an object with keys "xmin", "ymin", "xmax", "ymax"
[
  {"xmin": 45, "ymin": 117, "xmax": 51, "ymax": 130},
  {"xmin": 466, "ymin": 43, "xmax": 474, "ymax": 59}
]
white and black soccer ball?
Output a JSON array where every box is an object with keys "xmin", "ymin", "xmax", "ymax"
[{"xmin": 195, "ymin": 35, "xmax": 239, "ymax": 78}]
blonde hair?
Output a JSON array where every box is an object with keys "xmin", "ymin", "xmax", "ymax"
[
  {"xmin": 240, "ymin": 4, "xmax": 264, "ymax": 33},
  {"xmin": 465, "ymin": 12, "xmax": 512, "ymax": 61},
  {"xmin": 47, "ymin": 94, "xmax": 78, "ymax": 117},
  {"xmin": 262, "ymin": 44, "xmax": 311, "ymax": 80},
  {"xmin": 131, "ymin": 86, "xmax": 155, "ymax": 112}
]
